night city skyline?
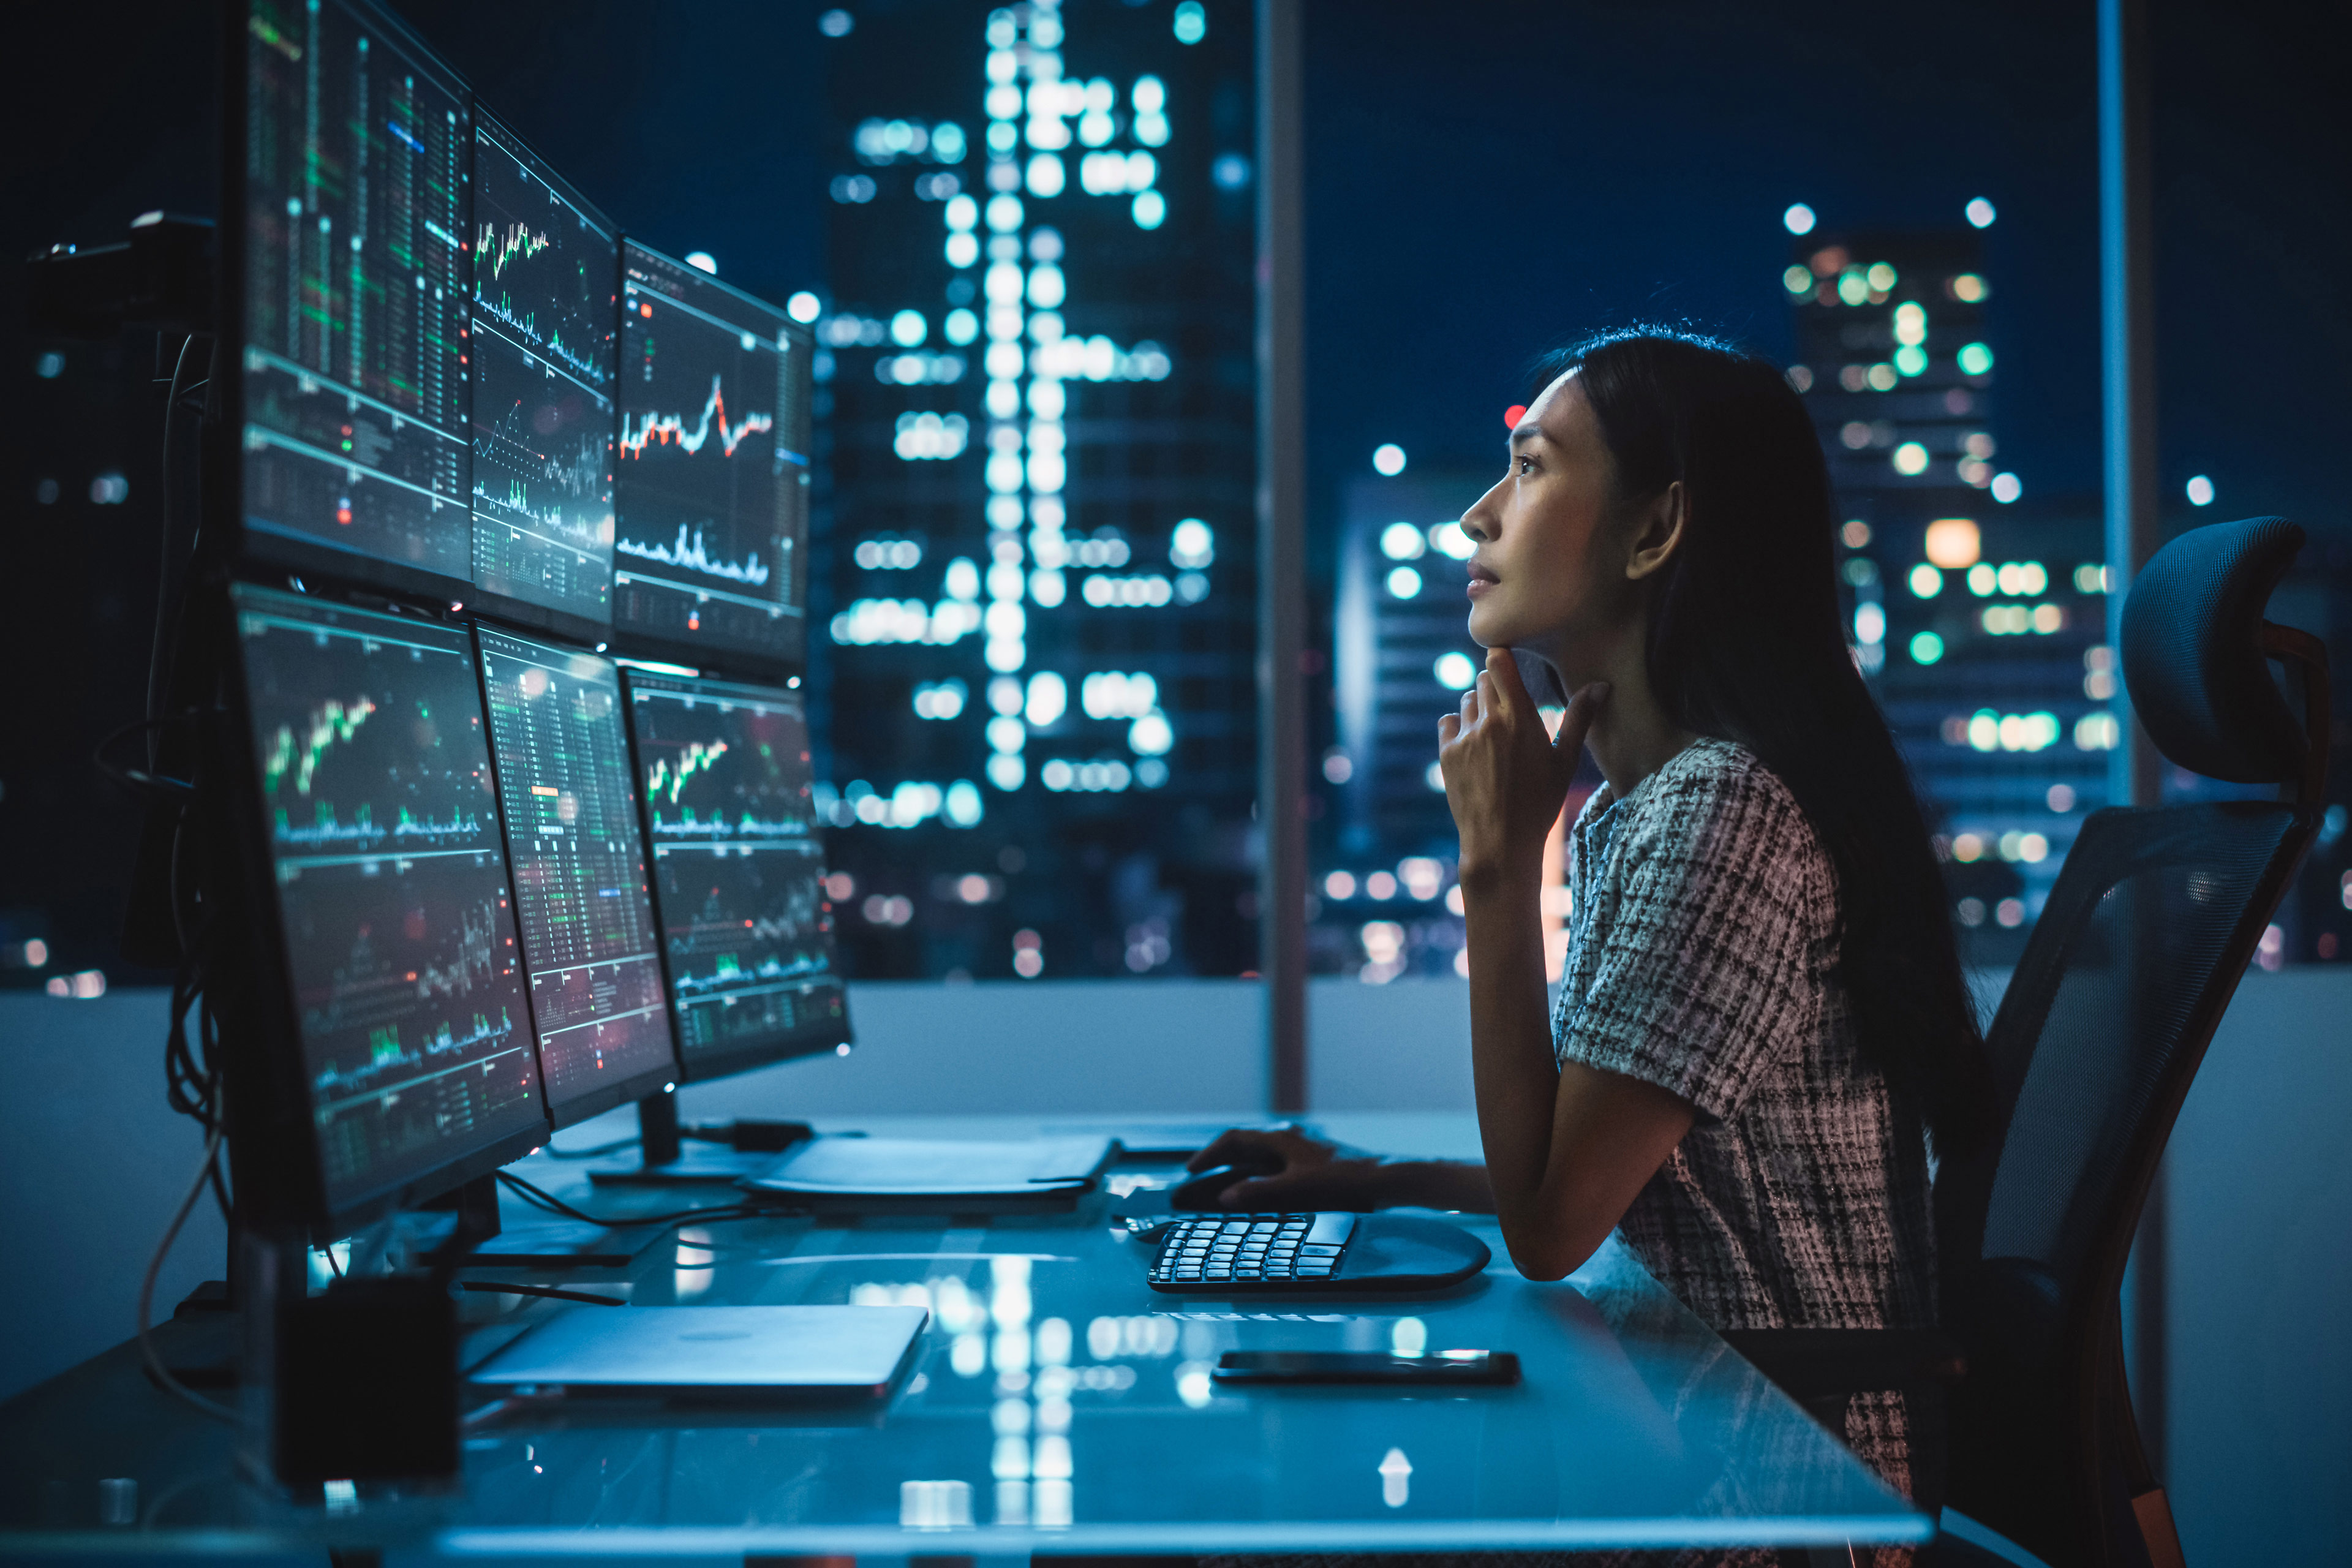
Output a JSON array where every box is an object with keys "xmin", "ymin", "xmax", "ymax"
[{"xmin": 3, "ymin": 0, "xmax": 2345, "ymax": 981}]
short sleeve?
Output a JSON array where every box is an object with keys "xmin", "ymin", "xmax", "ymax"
[{"xmin": 1553, "ymin": 753, "xmax": 1833, "ymax": 1123}]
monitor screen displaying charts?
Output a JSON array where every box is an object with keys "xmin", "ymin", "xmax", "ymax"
[
  {"xmin": 466, "ymin": 115, "xmax": 619, "ymax": 641},
  {"xmin": 235, "ymin": 0, "xmax": 477, "ymax": 600},
  {"xmin": 475, "ymin": 627, "xmax": 679, "ymax": 1126},
  {"xmin": 611, "ymin": 242, "xmax": 812, "ymax": 674},
  {"xmin": 228, "ymin": 582, "xmax": 547, "ymax": 1219},
  {"xmin": 623, "ymin": 671, "xmax": 848, "ymax": 1079}
]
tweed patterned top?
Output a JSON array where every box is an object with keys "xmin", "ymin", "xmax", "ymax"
[{"xmin": 1554, "ymin": 736, "xmax": 1939, "ymax": 1336}]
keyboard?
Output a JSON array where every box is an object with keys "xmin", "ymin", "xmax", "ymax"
[{"xmin": 1147, "ymin": 1212, "xmax": 1356, "ymax": 1286}]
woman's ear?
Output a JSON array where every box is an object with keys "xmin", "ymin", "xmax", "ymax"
[{"xmin": 1625, "ymin": 481, "xmax": 1687, "ymax": 582}]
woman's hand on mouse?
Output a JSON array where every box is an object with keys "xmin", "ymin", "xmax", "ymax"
[
  {"xmin": 1182, "ymin": 1125, "xmax": 1395, "ymax": 1211},
  {"xmin": 1182, "ymin": 1127, "xmax": 1499, "ymax": 1213},
  {"xmin": 1439, "ymin": 649, "xmax": 1608, "ymax": 892}
]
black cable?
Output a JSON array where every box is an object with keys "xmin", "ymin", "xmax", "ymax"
[
  {"xmin": 137, "ymin": 1125, "xmax": 236, "ymax": 1423},
  {"xmin": 205, "ymin": 1147, "xmax": 232, "ymax": 1227},
  {"xmin": 163, "ymin": 962, "xmax": 213, "ymax": 1129},
  {"xmin": 492, "ymin": 1169, "xmax": 763, "ymax": 1231},
  {"xmin": 147, "ymin": 333, "xmax": 201, "ymax": 771},
  {"xmin": 92, "ymin": 714, "xmax": 197, "ymax": 801},
  {"xmin": 316, "ymin": 1245, "xmax": 343, "ymax": 1278},
  {"xmin": 540, "ymin": 1135, "xmax": 641, "ymax": 1160},
  {"xmin": 458, "ymin": 1281, "xmax": 625, "ymax": 1307}
]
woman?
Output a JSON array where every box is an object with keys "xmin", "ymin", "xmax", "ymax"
[{"xmin": 1190, "ymin": 326, "xmax": 1994, "ymax": 1507}]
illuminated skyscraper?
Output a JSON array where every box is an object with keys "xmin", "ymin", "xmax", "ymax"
[
  {"xmin": 1784, "ymin": 226, "xmax": 2107, "ymax": 957},
  {"xmin": 1322, "ymin": 470, "xmax": 1492, "ymax": 979},
  {"xmin": 812, "ymin": 0, "xmax": 1256, "ymax": 979}
]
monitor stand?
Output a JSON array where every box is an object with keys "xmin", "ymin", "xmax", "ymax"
[{"xmin": 586, "ymin": 1090, "xmax": 795, "ymax": 1186}]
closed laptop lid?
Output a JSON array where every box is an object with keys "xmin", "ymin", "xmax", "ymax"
[
  {"xmin": 469, "ymin": 1305, "xmax": 928, "ymax": 1395},
  {"xmin": 746, "ymin": 1135, "xmax": 1117, "ymax": 1196}
]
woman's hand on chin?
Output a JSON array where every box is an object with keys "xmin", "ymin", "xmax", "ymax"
[{"xmin": 1439, "ymin": 647, "xmax": 1607, "ymax": 892}]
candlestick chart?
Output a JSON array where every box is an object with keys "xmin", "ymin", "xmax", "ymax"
[
  {"xmin": 629, "ymin": 684, "xmax": 815, "ymax": 843},
  {"xmin": 609, "ymin": 241, "xmax": 810, "ymax": 668},
  {"xmin": 623, "ymin": 674, "xmax": 844, "ymax": 1069},
  {"xmin": 232, "ymin": 584, "xmax": 545, "ymax": 1207},
  {"xmin": 478, "ymin": 628, "xmax": 676, "ymax": 1118},
  {"xmin": 470, "ymin": 118, "xmax": 614, "ymax": 390}
]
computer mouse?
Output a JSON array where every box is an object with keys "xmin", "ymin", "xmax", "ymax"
[{"xmin": 1170, "ymin": 1155, "xmax": 1281, "ymax": 1211}]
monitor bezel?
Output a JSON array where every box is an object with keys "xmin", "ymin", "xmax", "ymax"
[
  {"xmin": 216, "ymin": 0, "xmax": 482, "ymax": 613},
  {"xmin": 467, "ymin": 622, "xmax": 683, "ymax": 1128},
  {"xmin": 209, "ymin": 578, "xmax": 552, "ymax": 1238},
  {"xmin": 617, "ymin": 667, "xmax": 852, "ymax": 1084},
  {"xmin": 608, "ymin": 239, "xmax": 815, "ymax": 682},
  {"xmin": 460, "ymin": 108, "xmax": 627, "ymax": 649}
]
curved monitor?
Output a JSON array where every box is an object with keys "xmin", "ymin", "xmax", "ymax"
[
  {"xmin": 221, "ymin": 582, "xmax": 548, "ymax": 1228},
  {"xmin": 611, "ymin": 243, "xmax": 812, "ymax": 676},
  {"xmin": 621, "ymin": 671, "xmax": 848, "ymax": 1080}
]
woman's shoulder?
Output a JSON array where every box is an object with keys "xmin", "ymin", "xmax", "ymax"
[
  {"xmin": 1637, "ymin": 736, "xmax": 1796, "ymax": 812},
  {"xmin": 1624, "ymin": 738, "xmax": 1826, "ymax": 868}
]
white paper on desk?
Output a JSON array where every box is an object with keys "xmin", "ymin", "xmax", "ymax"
[{"xmin": 746, "ymin": 1135, "xmax": 1117, "ymax": 1196}]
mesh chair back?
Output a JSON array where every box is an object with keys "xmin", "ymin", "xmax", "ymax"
[
  {"xmin": 1932, "ymin": 516, "xmax": 2326, "ymax": 1567},
  {"xmin": 1938, "ymin": 801, "xmax": 2315, "ymax": 1563}
]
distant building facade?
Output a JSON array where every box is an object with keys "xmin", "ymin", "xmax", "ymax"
[
  {"xmin": 1785, "ymin": 227, "xmax": 2109, "ymax": 963},
  {"xmin": 813, "ymin": 0, "xmax": 1257, "ymax": 979}
]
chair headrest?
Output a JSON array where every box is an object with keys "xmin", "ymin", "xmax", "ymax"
[{"xmin": 2119, "ymin": 515, "xmax": 2307, "ymax": 784}]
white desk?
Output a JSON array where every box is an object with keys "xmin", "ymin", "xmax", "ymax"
[{"xmin": 0, "ymin": 1113, "xmax": 1931, "ymax": 1558}]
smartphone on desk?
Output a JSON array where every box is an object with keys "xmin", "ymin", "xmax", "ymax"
[{"xmin": 1212, "ymin": 1350, "xmax": 1520, "ymax": 1386}]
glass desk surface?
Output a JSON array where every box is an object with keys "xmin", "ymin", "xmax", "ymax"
[{"xmin": 0, "ymin": 1114, "xmax": 1932, "ymax": 1557}]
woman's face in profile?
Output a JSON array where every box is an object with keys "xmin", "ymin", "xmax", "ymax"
[{"xmin": 1458, "ymin": 372, "xmax": 1630, "ymax": 672}]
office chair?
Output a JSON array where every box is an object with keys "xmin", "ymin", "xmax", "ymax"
[{"xmin": 1729, "ymin": 515, "xmax": 2332, "ymax": 1568}]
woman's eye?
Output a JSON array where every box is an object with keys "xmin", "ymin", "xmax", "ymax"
[{"xmin": 1516, "ymin": 457, "xmax": 1534, "ymax": 476}]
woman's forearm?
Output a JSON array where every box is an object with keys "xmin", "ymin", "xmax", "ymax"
[
  {"xmin": 1374, "ymin": 1158, "xmax": 1497, "ymax": 1212},
  {"xmin": 1457, "ymin": 865, "xmax": 1570, "ymax": 1260}
]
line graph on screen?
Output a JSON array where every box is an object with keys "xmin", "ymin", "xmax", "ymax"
[
  {"xmin": 615, "ymin": 524, "xmax": 771, "ymax": 585},
  {"xmin": 620, "ymin": 374, "xmax": 774, "ymax": 460}
]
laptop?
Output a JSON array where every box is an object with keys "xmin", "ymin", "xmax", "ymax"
[{"xmin": 469, "ymin": 1305, "xmax": 929, "ymax": 1401}]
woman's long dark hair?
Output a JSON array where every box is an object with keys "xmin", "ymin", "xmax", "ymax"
[{"xmin": 1542, "ymin": 325, "xmax": 1996, "ymax": 1152}]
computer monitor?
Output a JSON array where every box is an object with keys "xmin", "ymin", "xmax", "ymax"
[
  {"xmin": 217, "ymin": 582, "xmax": 549, "ymax": 1230},
  {"xmin": 622, "ymin": 671, "xmax": 849, "ymax": 1082},
  {"xmin": 473, "ymin": 627, "xmax": 679, "ymax": 1127},
  {"xmin": 228, "ymin": 0, "xmax": 477, "ymax": 604},
  {"xmin": 610, "ymin": 242, "xmax": 813, "ymax": 675},
  {"xmin": 466, "ymin": 112, "xmax": 620, "ymax": 643}
]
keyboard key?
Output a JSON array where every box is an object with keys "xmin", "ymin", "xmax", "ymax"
[{"xmin": 1305, "ymin": 1213, "xmax": 1357, "ymax": 1247}]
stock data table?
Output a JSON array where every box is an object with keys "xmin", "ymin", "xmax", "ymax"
[{"xmin": 0, "ymin": 1114, "xmax": 1931, "ymax": 1561}]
